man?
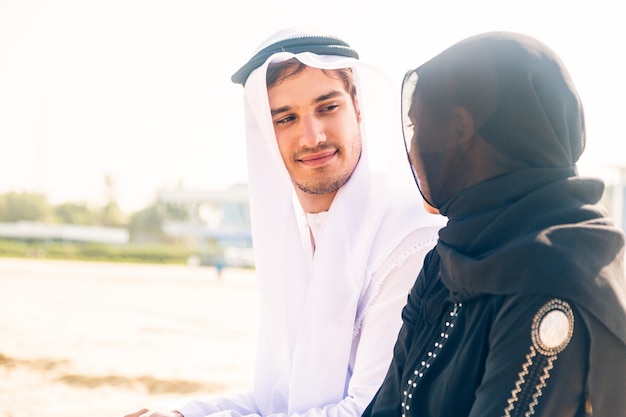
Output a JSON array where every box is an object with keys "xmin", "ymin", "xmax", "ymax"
[
  {"xmin": 125, "ymin": 28, "xmax": 443, "ymax": 417},
  {"xmin": 363, "ymin": 31, "xmax": 626, "ymax": 417}
]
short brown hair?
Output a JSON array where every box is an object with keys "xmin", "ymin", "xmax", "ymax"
[{"xmin": 266, "ymin": 58, "xmax": 357, "ymax": 104}]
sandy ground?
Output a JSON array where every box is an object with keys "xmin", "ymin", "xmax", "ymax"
[{"xmin": 0, "ymin": 258, "xmax": 259, "ymax": 417}]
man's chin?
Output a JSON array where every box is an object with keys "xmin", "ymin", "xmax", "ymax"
[{"xmin": 294, "ymin": 175, "xmax": 352, "ymax": 195}]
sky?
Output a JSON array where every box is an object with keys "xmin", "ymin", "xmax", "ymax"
[{"xmin": 1, "ymin": 0, "xmax": 624, "ymax": 213}]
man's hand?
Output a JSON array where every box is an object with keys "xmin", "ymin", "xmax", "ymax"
[{"xmin": 123, "ymin": 409, "xmax": 184, "ymax": 417}]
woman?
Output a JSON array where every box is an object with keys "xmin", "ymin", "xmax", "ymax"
[{"xmin": 363, "ymin": 31, "xmax": 626, "ymax": 417}]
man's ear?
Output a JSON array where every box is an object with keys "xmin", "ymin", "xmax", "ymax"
[{"xmin": 452, "ymin": 106, "xmax": 475, "ymax": 141}]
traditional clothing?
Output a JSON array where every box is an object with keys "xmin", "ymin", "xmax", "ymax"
[
  {"xmin": 364, "ymin": 32, "xmax": 626, "ymax": 417},
  {"xmin": 169, "ymin": 28, "xmax": 444, "ymax": 417}
]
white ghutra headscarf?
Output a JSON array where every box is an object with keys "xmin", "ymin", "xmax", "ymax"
[{"xmin": 233, "ymin": 28, "xmax": 440, "ymax": 415}]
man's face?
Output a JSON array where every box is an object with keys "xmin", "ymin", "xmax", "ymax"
[{"xmin": 267, "ymin": 66, "xmax": 362, "ymax": 196}]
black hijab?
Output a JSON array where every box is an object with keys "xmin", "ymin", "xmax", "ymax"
[{"xmin": 406, "ymin": 32, "xmax": 626, "ymax": 345}]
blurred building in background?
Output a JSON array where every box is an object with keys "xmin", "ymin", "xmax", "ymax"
[
  {"xmin": 0, "ymin": 222, "xmax": 129, "ymax": 244},
  {"xmin": 158, "ymin": 183, "xmax": 254, "ymax": 268}
]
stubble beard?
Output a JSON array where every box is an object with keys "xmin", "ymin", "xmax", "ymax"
[
  {"xmin": 293, "ymin": 170, "xmax": 353, "ymax": 195},
  {"xmin": 291, "ymin": 140, "xmax": 360, "ymax": 195},
  {"xmin": 289, "ymin": 124, "xmax": 362, "ymax": 195}
]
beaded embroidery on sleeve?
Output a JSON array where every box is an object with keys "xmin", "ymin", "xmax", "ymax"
[{"xmin": 502, "ymin": 298, "xmax": 574, "ymax": 417}]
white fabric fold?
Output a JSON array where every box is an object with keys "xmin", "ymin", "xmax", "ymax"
[{"xmin": 240, "ymin": 28, "xmax": 443, "ymax": 415}]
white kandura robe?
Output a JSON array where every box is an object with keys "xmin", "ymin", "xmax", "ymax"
[{"xmin": 164, "ymin": 27, "xmax": 445, "ymax": 417}]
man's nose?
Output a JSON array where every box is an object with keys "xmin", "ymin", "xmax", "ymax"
[{"xmin": 299, "ymin": 114, "xmax": 326, "ymax": 147}]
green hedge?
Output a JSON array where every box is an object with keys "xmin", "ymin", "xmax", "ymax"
[{"xmin": 0, "ymin": 239, "xmax": 196, "ymax": 265}]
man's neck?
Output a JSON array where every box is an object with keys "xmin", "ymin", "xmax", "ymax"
[{"xmin": 295, "ymin": 188, "xmax": 337, "ymax": 214}]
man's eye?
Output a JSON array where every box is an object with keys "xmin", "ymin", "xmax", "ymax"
[
  {"xmin": 320, "ymin": 104, "xmax": 339, "ymax": 113},
  {"xmin": 275, "ymin": 115, "xmax": 295, "ymax": 125}
]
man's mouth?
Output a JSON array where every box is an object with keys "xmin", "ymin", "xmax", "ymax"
[{"xmin": 297, "ymin": 149, "xmax": 338, "ymax": 166}]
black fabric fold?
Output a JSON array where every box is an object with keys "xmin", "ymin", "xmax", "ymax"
[{"xmin": 438, "ymin": 172, "xmax": 626, "ymax": 345}]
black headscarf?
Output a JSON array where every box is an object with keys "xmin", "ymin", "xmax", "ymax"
[{"xmin": 405, "ymin": 32, "xmax": 626, "ymax": 345}]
